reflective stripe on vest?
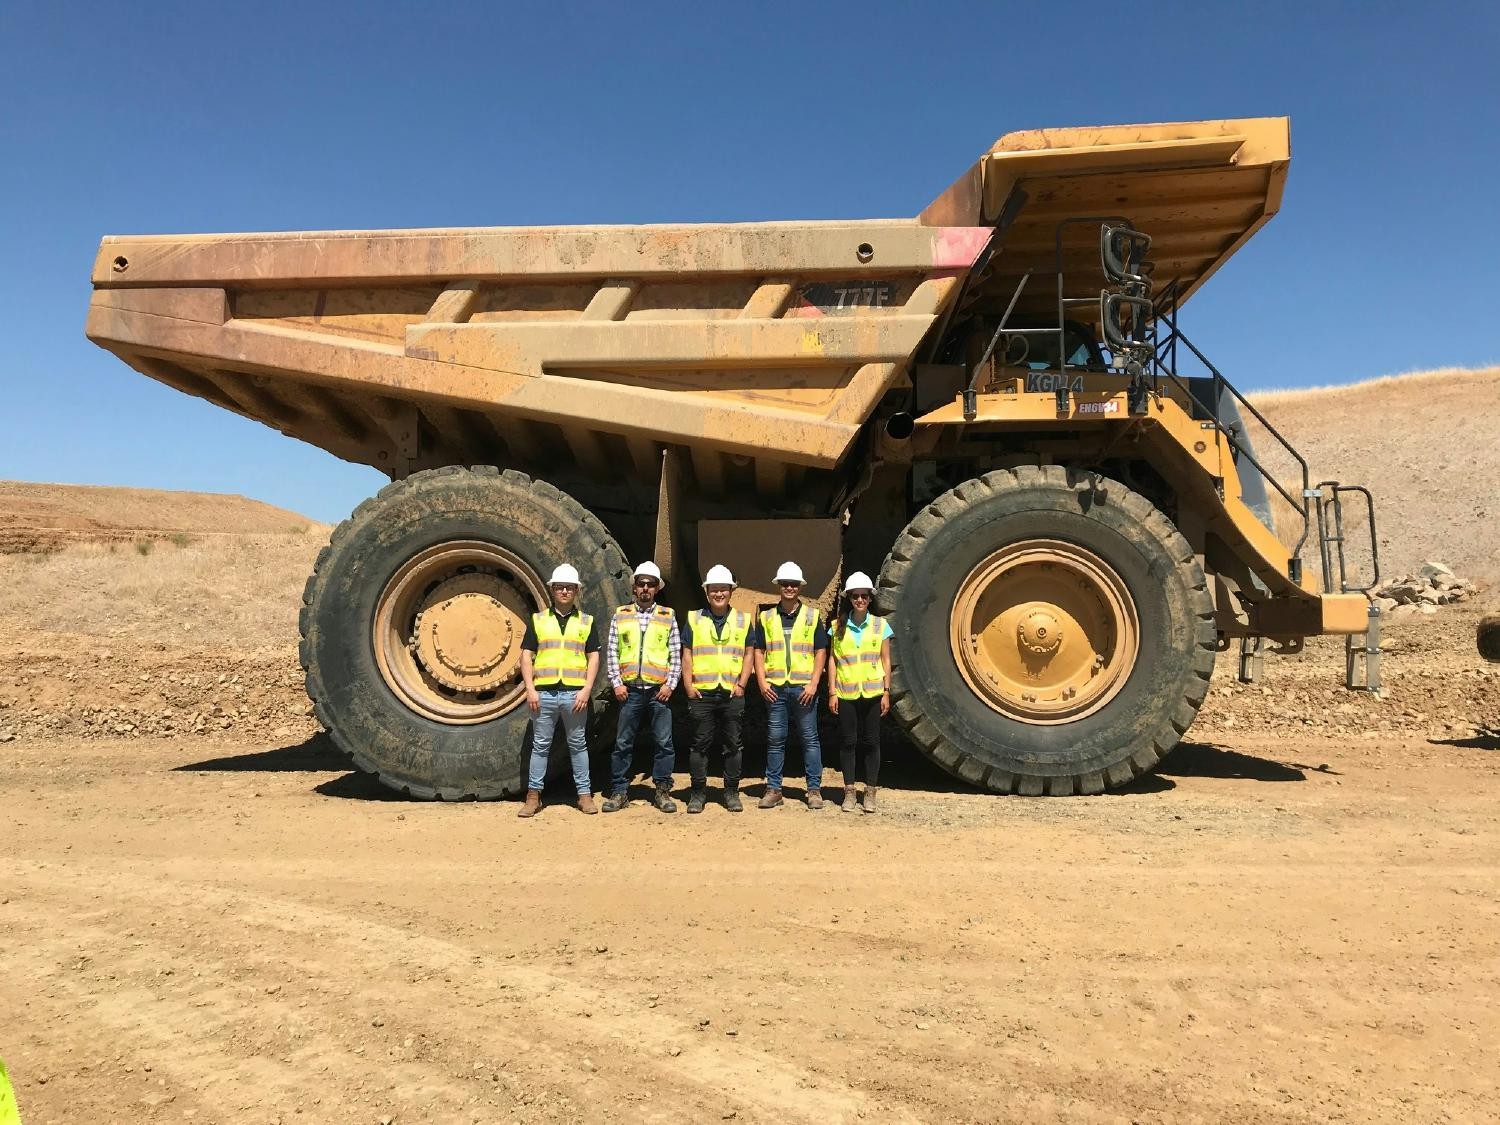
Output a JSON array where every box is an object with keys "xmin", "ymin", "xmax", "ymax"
[
  {"xmin": 760, "ymin": 604, "xmax": 819, "ymax": 686},
  {"xmin": 532, "ymin": 610, "xmax": 593, "ymax": 688},
  {"xmin": 615, "ymin": 605, "xmax": 675, "ymax": 685},
  {"xmin": 832, "ymin": 614, "xmax": 886, "ymax": 700},
  {"xmin": 688, "ymin": 609, "xmax": 750, "ymax": 691}
]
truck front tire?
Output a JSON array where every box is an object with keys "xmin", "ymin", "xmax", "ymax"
[{"xmin": 879, "ymin": 466, "xmax": 1216, "ymax": 794}]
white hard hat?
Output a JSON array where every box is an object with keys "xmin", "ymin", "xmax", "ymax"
[
  {"xmin": 774, "ymin": 561, "xmax": 806, "ymax": 585},
  {"xmin": 843, "ymin": 571, "xmax": 875, "ymax": 594},
  {"xmin": 548, "ymin": 564, "xmax": 581, "ymax": 586},
  {"xmin": 702, "ymin": 564, "xmax": 736, "ymax": 588},
  {"xmin": 633, "ymin": 560, "xmax": 664, "ymax": 585}
]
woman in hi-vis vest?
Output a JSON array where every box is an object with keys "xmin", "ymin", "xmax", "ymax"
[{"xmin": 827, "ymin": 571, "xmax": 893, "ymax": 814}]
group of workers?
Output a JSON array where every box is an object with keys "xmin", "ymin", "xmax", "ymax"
[{"xmin": 517, "ymin": 559, "xmax": 893, "ymax": 819}]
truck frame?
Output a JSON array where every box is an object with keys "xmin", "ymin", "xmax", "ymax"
[{"xmin": 87, "ymin": 116, "xmax": 1378, "ymax": 798}]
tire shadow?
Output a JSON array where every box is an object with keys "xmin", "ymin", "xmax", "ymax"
[
  {"xmin": 172, "ymin": 734, "xmax": 419, "ymax": 801},
  {"xmin": 1428, "ymin": 730, "xmax": 1499, "ymax": 751},
  {"xmin": 1157, "ymin": 742, "xmax": 1307, "ymax": 782},
  {"xmin": 173, "ymin": 733, "xmax": 347, "ymax": 773}
]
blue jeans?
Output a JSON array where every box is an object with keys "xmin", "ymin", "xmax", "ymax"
[
  {"xmin": 765, "ymin": 682, "xmax": 822, "ymax": 791},
  {"xmin": 611, "ymin": 685, "xmax": 675, "ymax": 793},
  {"xmin": 527, "ymin": 688, "xmax": 592, "ymax": 795}
]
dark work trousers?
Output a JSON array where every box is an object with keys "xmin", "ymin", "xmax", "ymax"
[
  {"xmin": 837, "ymin": 695, "xmax": 883, "ymax": 787},
  {"xmin": 687, "ymin": 691, "xmax": 744, "ymax": 788}
]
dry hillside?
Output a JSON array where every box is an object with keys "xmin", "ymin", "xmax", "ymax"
[
  {"xmin": 0, "ymin": 480, "xmax": 321, "ymax": 553},
  {"xmin": 1249, "ymin": 366, "xmax": 1499, "ymax": 583}
]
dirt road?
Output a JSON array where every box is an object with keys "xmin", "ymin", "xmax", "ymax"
[{"xmin": 4, "ymin": 722, "xmax": 1497, "ymax": 1124}]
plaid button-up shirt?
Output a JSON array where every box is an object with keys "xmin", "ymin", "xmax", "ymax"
[{"xmin": 605, "ymin": 603, "xmax": 682, "ymax": 690}]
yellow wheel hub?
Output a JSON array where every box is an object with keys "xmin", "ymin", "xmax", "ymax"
[
  {"xmin": 373, "ymin": 541, "xmax": 543, "ymax": 725},
  {"xmin": 412, "ymin": 574, "xmax": 528, "ymax": 693},
  {"xmin": 950, "ymin": 539, "xmax": 1139, "ymax": 724}
]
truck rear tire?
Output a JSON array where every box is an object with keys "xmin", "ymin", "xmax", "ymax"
[
  {"xmin": 299, "ymin": 466, "xmax": 632, "ymax": 799},
  {"xmin": 878, "ymin": 466, "xmax": 1215, "ymax": 794}
]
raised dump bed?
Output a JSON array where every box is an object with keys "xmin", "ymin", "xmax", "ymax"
[{"xmin": 88, "ymin": 116, "xmax": 1377, "ymax": 799}]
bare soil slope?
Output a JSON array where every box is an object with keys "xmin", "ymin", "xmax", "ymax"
[
  {"xmin": 1250, "ymin": 367, "xmax": 1500, "ymax": 583},
  {"xmin": 0, "ymin": 480, "xmax": 321, "ymax": 553}
]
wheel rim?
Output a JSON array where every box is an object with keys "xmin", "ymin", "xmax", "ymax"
[
  {"xmin": 949, "ymin": 539, "xmax": 1139, "ymax": 725},
  {"xmin": 372, "ymin": 540, "xmax": 543, "ymax": 725}
]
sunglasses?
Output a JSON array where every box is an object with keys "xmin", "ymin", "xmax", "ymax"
[
  {"xmin": 848, "ymin": 591, "xmax": 872, "ymax": 600},
  {"xmin": 633, "ymin": 579, "xmax": 660, "ymax": 588}
]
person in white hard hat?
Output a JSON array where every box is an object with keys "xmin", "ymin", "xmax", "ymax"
[
  {"xmin": 517, "ymin": 563, "xmax": 602, "ymax": 818},
  {"xmin": 827, "ymin": 571, "xmax": 893, "ymax": 814},
  {"xmin": 603, "ymin": 561, "xmax": 682, "ymax": 814},
  {"xmin": 753, "ymin": 560, "xmax": 830, "ymax": 809},
  {"xmin": 680, "ymin": 564, "xmax": 753, "ymax": 813}
]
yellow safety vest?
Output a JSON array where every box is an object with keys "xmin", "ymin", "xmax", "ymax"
[
  {"xmin": 688, "ymin": 609, "xmax": 750, "ymax": 692},
  {"xmin": 0, "ymin": 1056, "xmax": 18, "ymax": 1125},
  {"xmin": 832, "ymin": 614, "xmax": 887, "ymax": 700},
  {"xmin": 615, "ymin": 604, "xmax": 676, "ymax": 686},
  {"xmin": 760, "ymin": 604, "xmax": 820, "ymax": 686},
  {"xmin": 531, "ymin": 610, "xmax": 593, "ymax": 688}
]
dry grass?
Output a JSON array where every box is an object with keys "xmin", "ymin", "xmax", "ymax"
[
  {"xmin": 1248, "ymin": 366, "xmax": 1499, "ymax": 584},
  {"xmin": 0, "ymin": 532, "xmax": 325, "ymax": 651},
  {"xmin": 1250, "ymin": 365, "xmax": 1500, "ymax": 405}
]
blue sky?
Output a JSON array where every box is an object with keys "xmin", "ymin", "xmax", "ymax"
[{"xmin": 2, "ymin": 1, "xmax": 1496, "ymax": 523}]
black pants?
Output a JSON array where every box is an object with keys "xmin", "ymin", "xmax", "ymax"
[
  {"xmin": 688, "ymin": 692, "xmax": 744, "ymax": 787},
  {"xmin": 837, "ymin": 695, "xmax": 882, "ymax": 787}
]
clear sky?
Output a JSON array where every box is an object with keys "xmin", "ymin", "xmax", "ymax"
[{"xmin": 2, "ymin": 1, "xmax": 1496, "ymax": 523}]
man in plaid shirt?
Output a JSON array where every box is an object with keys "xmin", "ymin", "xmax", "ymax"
[{"xmin": 603, "ymin": 560, "xmax": 682, "ymax": 814}]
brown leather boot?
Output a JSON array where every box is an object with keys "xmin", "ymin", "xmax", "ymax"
[
  {"xmin": 862, "ymin": 787, "xmax": 878, "ymax": 814},
  {"xmin": 517, "ymin": 790, "xmax": 542, "ymax": 818},
  {"xmin": 758, "ymin": 788, "xmax": 783, "ymax": 809},
  {"xmin": 806, "ymin": 789, "xmax": 824, "ymax": 810},
  {"xmin": 577, "ymin": 793, "xmax": 598, "ymax": 815},
  {"xmin": 841, "ymin": 787, "xmax": 859, "ymax": 813}
]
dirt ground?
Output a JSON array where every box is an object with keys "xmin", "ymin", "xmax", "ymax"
[
  {"xmin": 4, "ymin": 616, "xmax": 1498, "ymax": 1124},
  {"xmin": 1, "ymin": 450, "xmax": 1497, "ymax": 1123}
]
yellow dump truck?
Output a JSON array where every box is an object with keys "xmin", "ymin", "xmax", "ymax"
[{"xmin": 87, "ymin": 116, "xmax": 1379, "ymax": 798}]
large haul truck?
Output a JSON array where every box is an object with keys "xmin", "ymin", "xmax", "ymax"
[{"xmin": 87, "ymin": 116, "xmax": 1378, "ymax": 798}]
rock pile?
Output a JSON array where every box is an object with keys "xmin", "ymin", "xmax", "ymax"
[{"xmin": 1366, "ymin": 561, "xmax": 1477, "ymax": 618}]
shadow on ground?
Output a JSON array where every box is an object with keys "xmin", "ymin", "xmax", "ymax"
[
  {"xmin": 174, "ymin": 733, "xmax": 346, "ymax": 773},
  {"xmin": 168, "ymin": 729, "xmax": 1314, "ymax": 805},
  {"xmin": 1428, "ymin": 730, "xmax": 1499, "ymax": 751},
  {"xmin": 174, "ymin": 734, "xmax": 411, "ymax": 801},
  {"xmin": 1157, "ymin": 743, "xmax": 1307, "ymax": 782}
]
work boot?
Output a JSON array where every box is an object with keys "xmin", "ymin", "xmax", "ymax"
[
  {"xmin": 723, "ymin": 784, "xmax": 743, "ymax": 813},
  {"xmin": 577, "ymin": 793, "xmax": 598, "ymax": 815},
  {"xmin": 686, "ymin": 787, "xmax": 707, "ymax": 815},
  {"xmin": 602, "ymin": 790, "xmax": 630, "ymax": 813},
  {"xmin": 652, "ymin": 784, "xmax": 677, "ymax": 814},
  {"xmin": 841, "ymin": 787, "xmax": 859, "ymax": 813},
  {"xmin": 517, "ymin": 790, "xmax": 542, "ymax": 818},
  {"xmin": 758, "ymin": 788, "xmax": 783, "ymax": 809},
  {"xmin": 806, "ymin": 789, "xmax": 824, "ymax": 810},
  {"xmin": 862, "ymin": 787, "xmax": 879, "ymax": 814}
]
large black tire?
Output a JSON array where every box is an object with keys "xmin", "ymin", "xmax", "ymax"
[
  {"xmin": 878, "ymin": 465, "xmax": 1215, "ymax": 795},
  {"xmin": 1479, "ymin": 614, "xmax": 1500, "ymax": 663},
  {"xmin": 300, "ymin": 466, "xmax": 631, "ymax": 799}
]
